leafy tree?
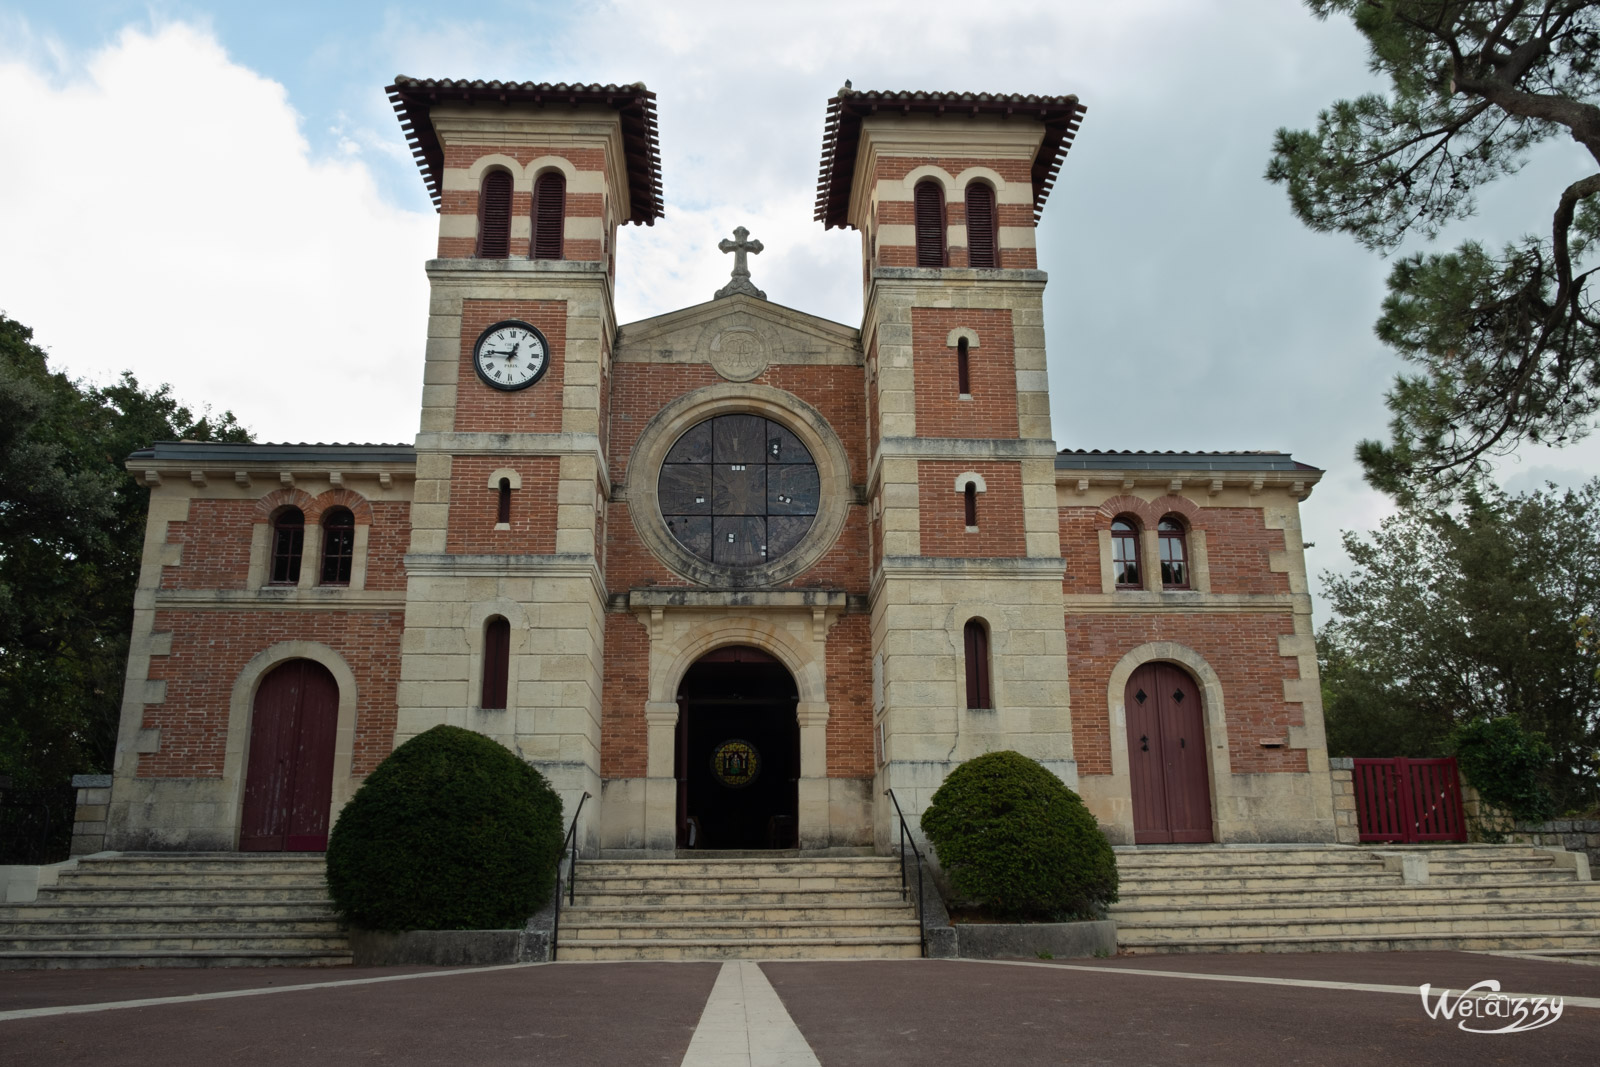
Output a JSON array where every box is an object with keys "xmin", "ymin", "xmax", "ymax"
[
  {"xmin": 0, "ymin": 313, "xmax": 249, "ymax": 788},
  {"xmin": 1319, "ymin": 480, "xmax": 1600, "ymax": 809},
  {"xmin": 1268, "ymin": 1, "xmax": 1600, "ymax": 502}
]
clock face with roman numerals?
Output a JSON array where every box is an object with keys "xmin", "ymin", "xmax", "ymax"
[{"xmin": 472, "ymin": 320, "xmax": 550, "ymax": 391}]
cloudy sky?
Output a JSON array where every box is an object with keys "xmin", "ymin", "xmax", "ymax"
[{"xmin": 1, "ymin": 0, "xmax": 1594, "ymax": 623}]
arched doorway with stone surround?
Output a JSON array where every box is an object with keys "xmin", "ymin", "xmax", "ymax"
[{"xmin": 675, "ymin": 646, "xmax": 799, "ymax": 849}]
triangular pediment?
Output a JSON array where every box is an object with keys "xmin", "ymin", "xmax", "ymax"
[{"xmin": 616, "ymin": 294, "xmax": 860, "ymax": 369}]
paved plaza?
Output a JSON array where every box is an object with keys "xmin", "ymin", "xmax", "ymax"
[{"xmin": 1, "ymin": 951, "xmax": 1596, "ymax": 1065}]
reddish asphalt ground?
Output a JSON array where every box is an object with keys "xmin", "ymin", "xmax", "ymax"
[{"xmin": 1, "ymin": 951, "xmax": 1596, "ymax": 1065}]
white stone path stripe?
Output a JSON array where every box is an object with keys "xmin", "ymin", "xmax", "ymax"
[
  {"xmin": 0, "ymin": 961, "xmax": 547, "ymax": 1023},
  {"xmin": 951, "ymin": 958, "xmax": 1600, "ymax": 1010},
  {"xmin": 680, "ymin": 960, "xmax": 821, "ymax": 1067}
]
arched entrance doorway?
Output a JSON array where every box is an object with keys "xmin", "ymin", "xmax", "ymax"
[
  {"xmin": 1125, "ymin": 661, "xmax": 1213, "ymax": 844},
  {"xmin": 240, "ymin": 659, "xmax": 339, "ymax": 852},
  {"xmin": 675, "ymin": 646, "xmax": 800, "ymax": 850}
]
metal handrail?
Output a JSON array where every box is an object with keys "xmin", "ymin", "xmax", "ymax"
[
  {"xmin": 883, "ymin": 788, "xmax": 927, "ymax": 958},
  {"xmin": 549, "ymin": 791, "xmax": 591, "ymax": 962}
]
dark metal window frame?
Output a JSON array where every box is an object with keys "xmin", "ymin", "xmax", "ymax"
[{"xmin": 319, "ymin": 507, "xmax": 355, "ymax": 587}]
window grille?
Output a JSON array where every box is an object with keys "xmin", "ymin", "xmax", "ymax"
[{"xmin": 320, "ymin": 507, "xmax": 355, "ymax": 586}]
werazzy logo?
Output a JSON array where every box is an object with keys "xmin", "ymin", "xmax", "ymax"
[{"xmin": 1419, "ymin": 981, "xmax": 1564, "ymax": 1034}]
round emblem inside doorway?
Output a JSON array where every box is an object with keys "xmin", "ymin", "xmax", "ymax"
[{"xmin": 710, "ymin": 739, "xmax": 761, "ymax": 789}]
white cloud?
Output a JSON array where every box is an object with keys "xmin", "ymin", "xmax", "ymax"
[{"xmin": 0, "ymin": 22, "xmax": 436, "ymax": 444}]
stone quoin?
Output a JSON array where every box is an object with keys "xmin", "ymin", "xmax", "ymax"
[{"xmin": 100, "ymin": 78, "xmax": 1334, "ymax": 860}]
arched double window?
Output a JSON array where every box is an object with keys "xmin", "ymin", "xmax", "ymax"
[
  {"xmin": 963, "ymin": 618, "xmax": 992, "ymax": 710},
  {"xmin": 531, "ymin": 171, "xmax": 565, "ymax": 259},
  {"xmin": 481, "ymin": 616, "xmax": 510, "ymax": 711},
  {"xmin": 1111, "ymin": 516, "xmax": 1142, "ymax": 589},
  {"xmin": 269, "ymin": 507, "xmax": 305, "ymax": 585},
  {"xmin": 1158, "ymin": 516, "xmax": 1190, "ymax": 589},
  {"xmin": 320, "ymin": 507, "xmax": 355, "ymax": 586},
  {"xmin": 914, "ymin": 179, "xmax": 947, "ymax": 267},
  {"xmin": 477, "ymin": 169, "xmax": 513, "ymax": 259},
  {"xmin": 965, "ymin": 181, "xmax": 997, "ymax": 268}
]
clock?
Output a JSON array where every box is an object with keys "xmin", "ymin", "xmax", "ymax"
[{"xmin": 472, "ymin": 320, "xmax": 551, "ymax": 391}]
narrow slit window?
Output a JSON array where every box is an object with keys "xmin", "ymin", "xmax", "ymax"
[
  {"xmin": 477, "ymin": 170, "xmax": 512, "ymax": 259},
  {"xmin": 481, "ymin": 616, "xmax": 510, "ymax": 710},
  {"xmin": 964, "ymin": 618, "xmax": 992, "ymax": 710},
  {"xmin": 532, "ymin": 171, "xmax": 565, "ymax": 259},
  {"xmin": 964, "ymin": 482, "xmax": 978, "ymax": 528},
  {"xmin": 268, "ymin": 507, "xmax": 305, "ymax": 585},
  {"xmin": 914, "ymin": 180, "xmax": 946, "ymax": 267},
  {"xmin": 1159, "ymin": 517, "xmax": 1190, "ymax": 589},
  {"xmin": 957, "ymin": 337, "xmax": 971, "ymax": 394},
  {"xmin": 1112, "ymin": 517, "xmax": 1142, "ymax": 589},
  {"xmin": 965, "ymin": 182, "xmax": 997, "ymax": 268},
  {"xmin": 319, "ymin": 507, "xmax": 355, "ymax": 586},
  {"xmin": 497, "ymin": 477, "xmax": 512, "ymax": 524}
]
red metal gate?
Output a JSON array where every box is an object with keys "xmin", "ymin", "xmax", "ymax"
[{"xmin": 1352, "ymin": 757, "xmax": 1467, "ymax": 843}]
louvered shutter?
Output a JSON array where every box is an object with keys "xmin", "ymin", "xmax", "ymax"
[
  {"xmin": 481, "ymin": 617, "xmax": 510, "ymax": 710},
  {"xmin": 532, "ymin": 172, "xmax": 566, "ymax": 260},
  {"xmin": 914, "ymin": 181, "xmax": 946, "ymax": 267},
  {"xmin": 477, "ymin": 171, "xmax": 512, "ymax": 259},
  {"xmin": 965, "ymin": 183, "xmax": 996, "ymax": 268}
]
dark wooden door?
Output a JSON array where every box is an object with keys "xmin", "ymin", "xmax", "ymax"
[
  {"xmin": 240, "ymin": 660, "xmax": 339, "ymax": 852},
  {"xmin": 1126, "ymin": 662, "xmax": 1213, "ymax": 844}
]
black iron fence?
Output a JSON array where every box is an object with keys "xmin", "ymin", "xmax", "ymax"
[{"xmin": 0, "ymin": 782, "xmax": 77, "ymax": 865}]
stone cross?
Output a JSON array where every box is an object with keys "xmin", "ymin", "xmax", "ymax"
[{"xmin": 714, "ymin": 226, "xmax": 767, "ymax": 300}]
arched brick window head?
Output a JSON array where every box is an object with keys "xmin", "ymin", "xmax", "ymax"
[
  {"xmin": 497, "ymin": 477, "xmax": 512, "ymax": 524},
  {"xmin": 532, "ymin": 171, "xmax": 565, "ymax": 259},
  {"xmin": 964, "ymin": 482, "xmax": 978, "ymax": 527},
  {"xmin": 269, "ymin": 507, "xmax": 305, "ymax": 585},
  {"xmin": 320, "ymin": 506, "xmax": 355, "ymax": 586},
  {"xmin": 914, "ymin": 180, "xmax": 946, "ymax": 267},
  {"xmin": 957, "ymin": 337, "xmax": 971, "ymax": 395},
  {"xmin": 477, "ymin": 170, "xmax": 512, "ymax": 259},
  {"xmin": 1159, "ymin": 516, "xmax": 1190, "ymax": 589},
  {"xmin": 964, "ymin": 618, "xmax": 992, "ymax": 710},
  {"xmin": 1112, "ymin": 516, "xmax": 1142, "ymax": 589},
  {"xmin": 481, "ymin": 616, "xmax": 510, "ymax": 710},
  {"xmin": 965, "ymin": 182, "xmax": 997, "ymax": 268}
]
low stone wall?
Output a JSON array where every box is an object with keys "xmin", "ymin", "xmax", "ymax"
[
  {"xmin": 1460, "ymin": 784, "xmax": 1600, "ymax": 867},
  {"xmin": 1326, "ymin": 758, "xmax": 1359, "ymax": 845},
  {"xmin": 955, "ymin": 920, "xmax": 1117, "ymax": 960},
  {"xmin": 349, "ymin": 928, "xmax": 551, "ymax": 966}
]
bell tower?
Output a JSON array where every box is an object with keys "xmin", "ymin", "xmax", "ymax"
[
  {"xmin": 815, "ymin": 87, "xmax": 1088, "ymax": 834},
  {"xmin": 386, "ymin": 77, "xmax": 662, "ymax": 835}
]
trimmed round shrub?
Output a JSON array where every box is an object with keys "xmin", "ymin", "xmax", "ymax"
[
  {"xmin": 920, "ymin": 750, "xmax": 1118, "ymax": 921},
  {"xmin": 326, "ymin": 724, "xmax": 564, "ymax": 930}
]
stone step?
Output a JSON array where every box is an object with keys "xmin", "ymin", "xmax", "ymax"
[
  {"xmin": 555, "ymin": 936, "xmax": 922, "ymax": 961},
  {"xmin": 578, "ymin": 859, "xmax": 901, "ymax": 877},
  {"xmin": 571, "ymin": 875, "xmax": 901, "ymax": 893},
  {"xmin": 58, "ymin": 870, "xmax": 328, "ymax": 888},
  {"xmin": 74, "ymin": 854, "xmax": 327, "ymax": 871},
  {"xmin": 0, "ymin": 933, "xmax": 352, "ymax": 953},
  {"xmin": 0, "ymin": 901, "xmax": 339, "ymax": 921},
  {"xmin": 1118, "ymin": 930, "xmax": 1600, "ymax": 955},
  {"xmin": 1117, "ymin": 868, "xmax": 1581, "ymax": 892},
  {"xmin": 1111, "ymin": 893, "xmax": 1600, "ymax": 924},
  {"xmin": 0, "ymin": 916, "xmax": 343, "ymax": 937},
  {"xmin": 1118, "ymin": 881, "xmax": 1600, "ymax": 908},
  {"xmin": 0, "ymin": 949, "xmax": 352, "ymax": 970},
  {"xmin": 562, "ymin": 904, "xmax": 916, "ymax": 923},
  {"xmin": 559, "ymin": 920, "xmax": 919, "ymax": 941},
  {"xmin": 572, "ymin": 889, "xmax": 910, "ymax": 908},
  {"xmin": 1117, "ymin": 910, "xmax": 1600, "ymax": 941},
  {"xmin": 34, "ymin": 885, "xmax": 334, "ymax": 904}
]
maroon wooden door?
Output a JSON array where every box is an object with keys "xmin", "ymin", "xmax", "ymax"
[
  {"xmin": 1126, "ymin": 662, "xmax": 1213, "ymax": 844},
  {"xmin": 240, "ymin": 660, "xmax": 339, "ymax": 852}
]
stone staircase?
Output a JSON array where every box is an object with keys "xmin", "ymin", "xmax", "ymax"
[
  {"xmin": 555, "ymin": 853, "xmax": 923, "ymax": 960},
  {"xmin": 1111, "ymin": 844, "xmax": 1600, "ymax": 955},
  {"xmin": 0, "ymin": 853, "xmax": 350, "ymax": 969}
]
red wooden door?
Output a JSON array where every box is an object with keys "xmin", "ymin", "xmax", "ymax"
[
  {"xmin": 1126, "ymin": 662, "xmax": 1213, "ymax": 844},
  {"xmin": 240, "ymin": 660, "xmax": 339, "ymax": 852}
]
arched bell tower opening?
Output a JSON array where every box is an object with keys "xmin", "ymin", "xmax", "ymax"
[{"xmin": 675, "ymin": 646, "xmax": 800, "ymax": 850}]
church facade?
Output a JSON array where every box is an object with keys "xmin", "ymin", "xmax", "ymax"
[{"xmin": 102, "ymin": 79, "xmax": 1335, "ymax": 858}]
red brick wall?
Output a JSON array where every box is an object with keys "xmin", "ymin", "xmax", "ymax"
[
  {"xmin": 437, "ymin": 146, "xmax": 607, "ymax": 259},
  {"xmin": 454, "ymin": 300, "xmax": 567, "ymax": 434},
  {"xmin": 910, "ymin": 308, "xmax": 1018, "ymax": 438},
  {"xmin": 162, "ymin": 500, "xmax": 254, "ymax": 589},
  {"xmin": 445, "ymin": 456, "xmax": 560, "ymax": 555},
  {"xmin": 599, "ymin": 613, "xmax": 649, "ymax": 778},
  {"xmin": 872, "ymin": 156, "xmax": 1037, "ymax": 269},
  {"xmin": 1064, "ymin": 612, "xmax": 1307, "ymax": 776},
  {"xmin": 363, "ymin": 502, "xmax": 411, "ymax": 591},
  {"xmin": 1058, "ymin": 498, "xmax": 1291, "ymax": 596},
  {"xmin": 916, "ymin": 461, "xmax": 1026, "ymax": 558},
  {"xmin": 825, "ymin": 614, "xmax": 873, "ymax": 778},
  {"xmin": 1059, "ymin": 508, "xmax": 1102, "ymax": 594},
  {"xmin": 138, "ymin": 609, "xmax": 403, "ymax": 779}
]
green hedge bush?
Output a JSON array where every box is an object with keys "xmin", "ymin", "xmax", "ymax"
[
  {"xmin": 326, "ymin": 724, "xmax": 565, "ymax": 930},
  {"xmin": 920, "ymin": 750, "xmax": 1118, "ymax": 921},
  {"xmin": 1450, "ymin": 716, "xmax": 1555, "ymax": 823}
]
